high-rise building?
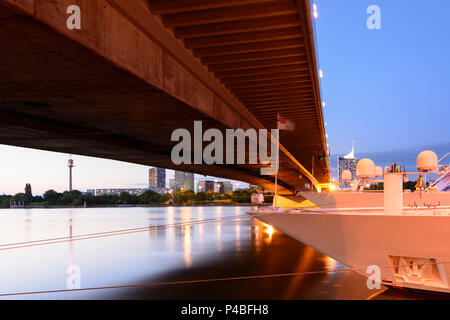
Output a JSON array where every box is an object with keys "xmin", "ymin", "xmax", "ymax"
[
  {"xmin": 222, "ymin": 181, "xmax": 233, "ymax": 193},
  {"xmin": 249, "ymin": 184, "xmax": 263, "ymax": 191},
  {"xmin": 173, "ymin": 170, "xmax": 195, "ymax": 192},
  {"xmin": 183, "ymin": 172, "xmax": 194, "ymax": 191},
  {"xmin": 157, "ymin": 168, "xmax": 166, "ymax": 191},
  {"xmin": 174, "ymin": 171, "xmax": 184, "ymax": 191},
  {"xmin": 197, "ymin": 180, "xmax": 215, "ymax": 192},
  {"xmin": 214, "ymin": 182, "xmax": 224, "ymax": 193},
  {"xmin": 149, "ymin": 168, "xmax": 156, "ymax": 189},
  {"xmin": 149, "ymin": 167, "xmax": 166, "ymax": 193},
  {"xmin": 95, "ymin": 188, "xmax": 146, "ymax": 196},
  {"xmin": 169, "ymin": 179, "xmax": 176, "ymax": 190},
  {"xmin": 197, "ymin": 180, "xmax": 233, "ymax": 193},
  {"xmin": 338, "ymin": 142, "xmax": 358, "ymax": 189}
]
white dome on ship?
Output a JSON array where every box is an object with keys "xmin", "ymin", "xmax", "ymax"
[
  {"xmin": 356, "ymin": 158, "xmax": 376, "ymax": 179},
  {"xmin": 417, "ymin": 150, "xmax": 438, "ymax": 171},
  {"xmin": 342, "ymin": 170, "xmax": 352, "ymax": 181},
  {"xmin": 375, "ymin": 166, "xmax": 383, "ymax": 177}
]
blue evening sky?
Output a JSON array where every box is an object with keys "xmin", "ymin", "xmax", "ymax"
[
  {"xmin": 315, "ymin": 0, "xmax": 450, "ymax": 154},
  {"xmin": 0, "ymin": 0, "xmax": 449, "ymax": 195}
]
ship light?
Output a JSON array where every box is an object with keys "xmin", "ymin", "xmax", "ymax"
[{"xmin": 318, "ymin": 183, "xmax": 338, "ymax": 191}]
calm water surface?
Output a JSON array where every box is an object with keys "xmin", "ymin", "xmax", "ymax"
[{"xmin": 0, "ymin": 206, "xmax": 446, "ymax": 300}]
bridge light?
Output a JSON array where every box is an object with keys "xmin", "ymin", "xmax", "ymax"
[
  {"xmin": 322, "ymin": 102, "xmax": 326, "ymax": 107},
  {"xmin": 319, "ymin": 69, "xmax": 323, "ymax": 78},
  {"xmin": 313, "ymin": 4, "xmax": 318, "ymax": 19}
]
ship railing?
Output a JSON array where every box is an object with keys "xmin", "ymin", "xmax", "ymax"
[
  {"xmin": 427, "ymin": 171, "xmax": 450, "ymax": 192},
  {"xmin": 426, "ymin": 153, "xmax": 450, "ymax": 192}
]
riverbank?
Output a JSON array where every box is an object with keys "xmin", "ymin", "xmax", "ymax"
[
  {"xmin": 2, "ymin": 203, "xmax": 268, "ymax": 209},
  {"xmin": 3, "ymin": 189, "xmax": 273, "ymax": 210}
]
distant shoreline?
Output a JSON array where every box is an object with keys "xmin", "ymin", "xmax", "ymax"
[{"xmin": 3, "ymin": 203, "xmax": 263, "ymax": 209}]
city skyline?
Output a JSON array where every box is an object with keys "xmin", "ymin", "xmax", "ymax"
[
  {"xmin": 1, "ymin": 1, "xmax": 449, "ymax": 195},
  {"xmin": 2, "ymin": 0, "xmax": 450, "ymax": 303},
  {"xmin": 0, "ymin": 144, "xmax": 249, "ymax": 195}
]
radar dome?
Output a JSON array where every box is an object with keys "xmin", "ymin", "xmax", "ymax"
[
  {"xmin": 375, "ymin": 166, "xmax": 383, "ymax": 177},
  {"xmin": 417, "ymin": 150, "xmax": 438, "ymax": 171},
  {"xmin": 342, "ymin": 170, "xmax": 352, "ymax": 181},
  {"xmin": 356, "ymin": 158, "xmax": 376, "ymax": 179}
]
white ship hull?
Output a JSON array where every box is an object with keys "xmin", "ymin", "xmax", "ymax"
[{"xmin": 249, "ymin": 208, "xmax": 450, "ymax": 294}]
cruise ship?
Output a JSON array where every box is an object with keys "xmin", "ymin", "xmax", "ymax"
[{"xmin": 249, "ymin": 150, "xmax": 450, "ymax": 294}]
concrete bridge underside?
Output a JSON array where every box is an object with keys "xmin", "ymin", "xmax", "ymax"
[{"xmin": 0, "ymin": 0, "xmax": 329, "ymax": 194}]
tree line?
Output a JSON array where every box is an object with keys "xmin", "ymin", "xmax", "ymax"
[
  {"xmin": 0, "ymin": 184, "xmax": 272, "ymax": 208},
  {"xmin": 172, "ymin": 189, "xmax": 273, "ymax": 204}
]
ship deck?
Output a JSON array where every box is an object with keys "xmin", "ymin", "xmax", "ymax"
[{"xmin": 249, "ymin": 206, "xmax": 450, "ymax": 216}]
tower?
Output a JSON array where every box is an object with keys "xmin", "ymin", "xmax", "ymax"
[
  {"xmin": 174, "ymin": 170, "xmax": 184, "ymax": 191},
  {"xmin": 149, "ymin": 167, "xmax": 156, "ymax": 190},
  {"xmin": 173, "ymin": 170, "xmax": 194, "ymax": 192},
  {"xmin": 183, "ymin": 172, "xmax": 194, "ymax": 191},
  {"xmin": 149, "ymin": 167, "xmax": 167, "ymax": 193},
  {"xmin": 338, "ymin": 142, "xmax": 357, "ymax": 189},
  {"xmin": 68, "ymin": 155, "xmax": 74, "ymax": 191}
]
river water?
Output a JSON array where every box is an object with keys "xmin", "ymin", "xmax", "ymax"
[{"xmin": 0, "ymin": 206, "xmax": 446, "ymax": 300}]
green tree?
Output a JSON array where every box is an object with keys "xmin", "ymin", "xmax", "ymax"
[
  {"xmin": 194, "ymin": 192, "xmax": 207, "ymax": 202},
  {"xmin": 264, "ymin": 194, "xmax": 274, "ymax": 204},
  {"xmin": 73, "ymin": 198, "xmax": 83, "ymax": 206},
  {"xmin": 173, "ymin": 190, "xmax": 195, "ymax": 204},
  {"xmin": 13, "ymin": 193, "xmax": 25, "ymax": 201},
  {"xmin": 0, "ymin": 195, "xmax": 11, "ymax": 208},
  {"xmin": 231, "ymin": 190, "xmax": 252, "ymax": 203},
  {"xmin": 61, "ymin": 190, "xmax": 83, "ymax": 205},
  {"xmin": 24, "ymin": 183, "xmax": 33, "ymax": 205},
  {"xmin": 119, "ymin": 191, "xmax": 132, "ymax": 204},
  {"xmin": 12, "ymin": 193, "xmax": 26, "ymax": 204},
  {"xmin": 43, "ymin": 189, "xmax": 63, "ymax": 204},
  {"xmin": 32, "ymin": 195, "xmax": 44, "ymax": 203},
  {"xmin": 206, "ymin": 190, "xmax": 214, "ymax": 201},
  {"xmin": 1, "ymin": 199, "xmax": 10, "ymax": 208},
  {"xmin": 140, "ymin": 190, "xmax": 165, "ymax": 204}
]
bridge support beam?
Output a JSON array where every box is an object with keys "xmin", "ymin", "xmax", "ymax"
[{"xmin": 0, "ymin": 0, "xmax": 323, "ymax": 194}]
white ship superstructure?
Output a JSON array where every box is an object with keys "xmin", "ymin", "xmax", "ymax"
[{"xmin": 249, "ymin": 150, "xmax": 450, "ymax": 294}]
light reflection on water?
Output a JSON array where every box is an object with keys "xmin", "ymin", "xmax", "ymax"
[
  {"xmin": 0, "ymin": 206, "xmax": 440, "ymax": 300},
  {"xmin": 183, "ymin": 225, "xmax": 192, "ymax": 268},
  {"xmin": 263, "ymin": 224, "xmax": 274, "ymax": 244},
  {"xmin": 167, "ymin": 206, "xmax": 175, "ymax": 252}
]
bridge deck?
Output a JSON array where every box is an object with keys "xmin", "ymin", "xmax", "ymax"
[{"xmin": 0, "ymin": 0, "xmax": 329, "ymax": 193}]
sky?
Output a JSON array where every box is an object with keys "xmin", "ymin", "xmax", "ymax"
[
  {"xmin": 1, "ymin": 0, "xmax": 449, "ymax": 195},
  {"xmin": 0, "ymin": 145, "xmax": 247, "ymax": 196},
  {"xmin": 315, "ymin": 0, "xmax": 450, "ymax": 154}
]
